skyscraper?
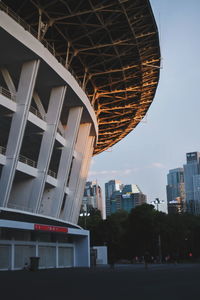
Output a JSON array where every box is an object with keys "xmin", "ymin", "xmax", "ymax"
[
  {"xmin": 82, "ymin": 181, "xmax": 105, "ymax": 219},
  {"xmin": 166, "ymin": 168, "xmax": 185, "ymax": 213},
  {"xmin": 106, "ymin": 182, "xmax": 146, "ymax": 215},
  {"xmin": 183, "ymin": 152, "xmax": 200, "ymax": 214},
  {"xmin": 105, "ymin": 180, "xmax": 122, "ymax": 217}
]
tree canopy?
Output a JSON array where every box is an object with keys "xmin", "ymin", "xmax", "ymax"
[{"xmin": 78, "ymin": 204, "xmax": 200, "ymax": 263}]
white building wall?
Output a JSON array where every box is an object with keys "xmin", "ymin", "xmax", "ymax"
[
  {"xmin": 92, "ymin": 246, "xmax": 108, "ymax": 265},
  {"xmin": 0, "ymin": 10, "xmax": 98, "ymax": 227},
  {"xmin": 0, "ymin": 220, "xmax": 90, "ymax": 270},
  {"xmin": 0, "ymin": 60, "xmax": 40, "ymax": 207}
]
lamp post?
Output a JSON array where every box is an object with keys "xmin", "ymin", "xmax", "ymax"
[
  {"xmin": 151, "ymin": 198, "xmax": 164, "ymax": 211},
  {"xmin": 151, "ymin": 198, "xmax": 165, "ymax": 263}
]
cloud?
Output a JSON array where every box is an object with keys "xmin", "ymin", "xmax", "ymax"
[
  {"xmin": 123, "ymin": 169, "xmax": 134, "ymax": 175},
  {"xmin": 88, "ymin": 168, "xmax": 136, "ymax": 177},
  {"xmin": 88, "ymin": 163, "xmax": 166, "ymax": 179},
  {"xmin": 151, "ymin": 162, "xmax": 165, "ymax": 169}
]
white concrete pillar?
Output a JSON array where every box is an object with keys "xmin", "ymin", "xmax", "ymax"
[
  {"xmin": 49, "ymin": 106, "xmax": 83, "ymax": 217},
  {"xmin": 11, "ymin": 239, "xmax": 15, "ymax": 270},
  {"xmin": 73, "ymin": 136, "xmax": 95, "ymax": 224},
  {"xmin": 28, "ymin": 85, "xmax": 67, "ymax": 212},
  {"xmin": 59, "ymin": 123, "xmax": 91, "ymax": 221},
  {"xmin": 74, "ymin": 233, "xmax": 90, "ymax": 267},
  {"xmin": 56, "ymin": 241, "xmax": 59, "ymax": 268},
  {"xmin": 36, "ymin": 241, "xmax": 39, "ymax": 257},
  {"xmin": 0, "ymin": 60, "xmax": 40, "ymax": 207}
]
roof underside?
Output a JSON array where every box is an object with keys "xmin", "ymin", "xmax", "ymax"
[{"xmin": 2, "ymin": 0, "xmax": 160, "ymax": 155}]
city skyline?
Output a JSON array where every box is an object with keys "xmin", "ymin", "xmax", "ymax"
[{"xmin": 88, "ymin": 0, "xmax": 200, "ymax": 213}]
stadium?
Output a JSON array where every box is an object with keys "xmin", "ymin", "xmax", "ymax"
[{"xmin": 0, "ymin": 0, "xmax": 160, "ymax": 270}]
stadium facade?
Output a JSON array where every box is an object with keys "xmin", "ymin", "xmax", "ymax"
[{"xmin": 0, "ymin": 0, "xmax": 160, "ymax": 270}]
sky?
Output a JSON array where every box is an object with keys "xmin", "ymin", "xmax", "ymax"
[{"xmin": 88, "ymin": 0, "xmax": 200, "ymax": 213}]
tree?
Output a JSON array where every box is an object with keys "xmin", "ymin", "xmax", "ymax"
[
  {"xmin": 125, "ymin": 204, "xmax": 159, "ymax": 259},
  {"xmin": 79, "ymin": 203, "xmax": 200, "ymax": 263},
  {"xmin": 78, "ymin": 208, "xmax": 103, "ymax": 246}
]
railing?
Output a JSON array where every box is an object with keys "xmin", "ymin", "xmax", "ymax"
[
  {"xmin": 0, "ymin": 86, "xmax": 16, "ymax": 101},
  {"xmin": 0, "ymin": 146, "xmax": 37, "ymax": 168},
  {"xmin": 0, "ymin": 86, "xmax": 46, "ymax": 121},
  {"xmin": 47, "ymin": 169, "xmax": 57, "ymax": 178},
  {"xmin": 0, "ymin": 2, "xmax": 38, "ymax": 39},
  {"xmin": 0, "ymin": 144, "xmax": 57, "ymax": 179},
  {"xmin": 29, "ymin": 106, "xmax": 46, "ymax": 121},
  {"xmin": 0, "ymin": 2, "xmax": 84, "ymax": 90},
  {"xmin": 0, "ymin": 145, "xmax": 6, "ymax": 155},
  {"xmin": 0, "ymin": 86, "xmax": 46, "ymax": 120},
  {"xmin": 18, "ymin": 154, "xmax": 36, "ymax": 168}
]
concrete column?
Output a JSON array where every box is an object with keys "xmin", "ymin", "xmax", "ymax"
[
  {"xmin": 28, "ymin": 85, "xmax": 67, "ymax": 212},
  {"xmin": 72, "ymin": 136, "xmax": 95, "ymax": 224},
  {"xmin": 36, "ymin": 241, "xmax": 39, "ymax": 257},
  {"xmin": 60, "ymin": 123, "xmax": 91, "ymax": 221},
  {"xmin": 50, "ymin": 106, "xmax": 83, "ymax": 217},
  {"xmin": 56, "ymin": 241, "xmax": 59, "ymax": 268},
  {"xmin": 0, "ymin": 60, "xmax": 40, "ymax": 207},
  {"xmin": 11, "ymin": 239, "xmax": 15, "ymax": 270},
  {"xmin": 74, "ymin": 233, "xmax": 90, "ymax": 267}
]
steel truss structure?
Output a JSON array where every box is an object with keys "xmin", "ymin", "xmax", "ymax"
[{"xmin": 2, "ymin": 0, "xmax": 160, "ymax": 154}]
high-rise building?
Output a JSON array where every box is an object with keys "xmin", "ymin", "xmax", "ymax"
[
  {"xmin": 107, "ymin": 182, "xmax": 147, "ymax": 215},
  {"xmin": 192, "ymin": 175, "xmax": 200, "ymax": 214},
  {"xmin": 82, "ymin": 181, "xmax": 105, "ymax": 219},
  {"xmin": 183, "ymin": 152, "xmax": 200, "ymax": 214},
  {"xmin": 166, "ymin": 168, "xmax": 185, "ymax": 213},
  {"xmin": 105, "ymin": 180, "xmax": 122, "ymax": 217}
]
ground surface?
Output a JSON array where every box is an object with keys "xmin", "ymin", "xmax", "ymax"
[{"xmin": 1, "ymin": 263, "xmax": 200, "ymax": 300}]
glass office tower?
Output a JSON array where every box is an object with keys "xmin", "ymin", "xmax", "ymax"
[
  {"xmin": 105, "ymin": 180, "xmax": 122, "ymax": 217},
  {"xmin": 166, "ymin": 168, "xmax": 185, "ymax": 213},
  {"xmin": 109, "ymin": 184, "xmax": 147, "ymax": 214},
  {"xmin": 183, "ymin": 152, "xmax": 200, "ymax": 214}
]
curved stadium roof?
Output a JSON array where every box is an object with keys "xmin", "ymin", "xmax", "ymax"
[{"xmin": 3, "ymin": 0, "xmax": 160, "ymax": 155}]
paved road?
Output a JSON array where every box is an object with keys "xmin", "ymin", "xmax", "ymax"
[{"xmin": 1, "ymin": 263, "xmax": 200, "ymax": 300}]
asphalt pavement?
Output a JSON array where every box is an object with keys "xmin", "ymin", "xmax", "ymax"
[{"xmin": 0, "ymin": 263, "xmax": 200, "ymax": 300}]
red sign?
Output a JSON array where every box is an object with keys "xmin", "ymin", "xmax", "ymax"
[{"xmin": 34, "ymin": 224, "xmax": 68, "ymax": 233}]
